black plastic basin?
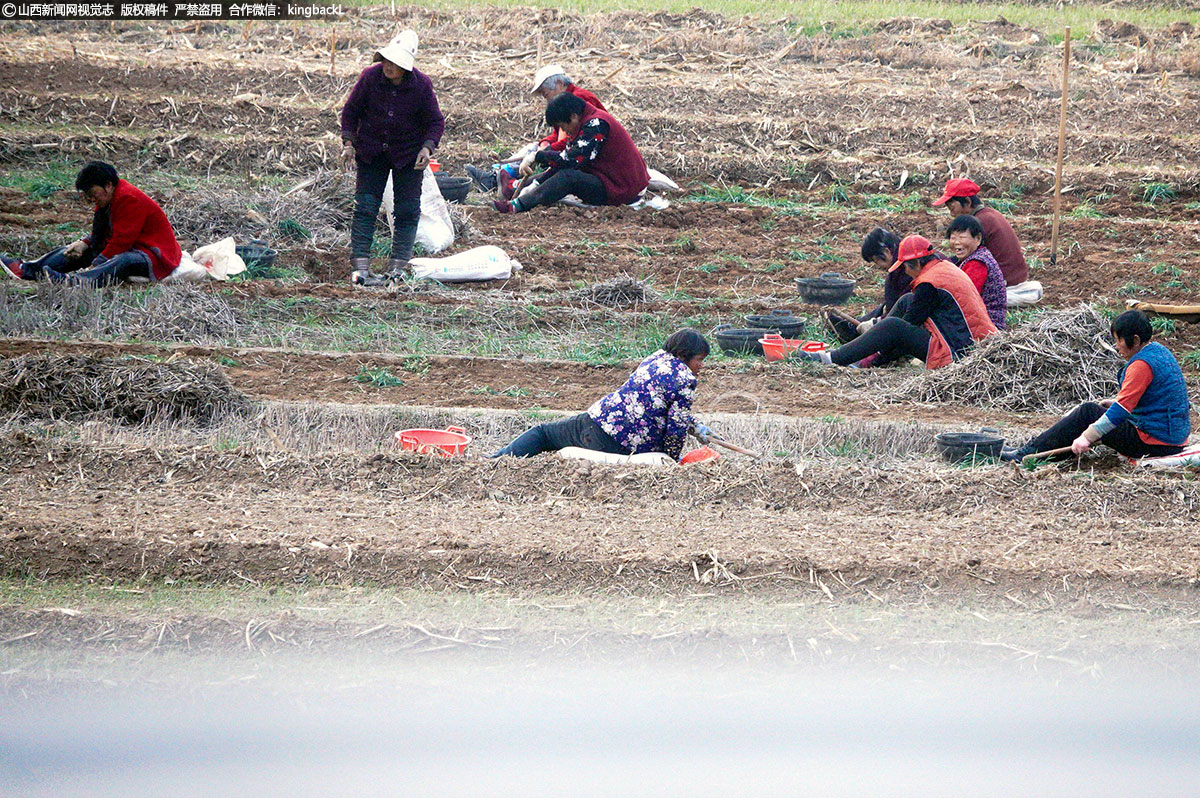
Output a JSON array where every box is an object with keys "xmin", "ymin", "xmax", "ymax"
[
  {"xmin": 235, "ymin": 239, "xmax": 278, "ymax": 272},
  {"xmin": 745, "ymin": 309, "xmax": 808, "ymax": 338},
  {"xmin": 795, "ymin": 272, "xmax": 856, "ymax": 305},
  {"xmin": 712, "ymin": 325, "xmax": 768, "ymax": 356},
  {"xmin": 935, "ymin": 432, "xmax": 1004, "ymax": 463},
  {"xmin": 436, "ymin": 175, "xmax": 472, "ymax": 204}
]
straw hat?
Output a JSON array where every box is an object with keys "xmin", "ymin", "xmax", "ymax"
[
  {"xmin": 530, "ymin": 64, "xmax": 566, "ymax": 93},
  {"xmin": 374, "ymin": 30, "xmax": 418, "ymax": 71}
]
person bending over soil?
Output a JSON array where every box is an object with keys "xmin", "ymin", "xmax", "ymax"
[
  {"xmin": 946, "ymin": 214, "xmax": 1007, "ymax": 330},
  {"xmin": 1001, "ymin": 310, "xmax": 1191, "ymax": 462},
  {"xmin": 492, "ymin": 92, "xmax": 649, "ymax": 214},
  {"xmin": 340, "ymin": 30, "xmax": 444, "ymax": 287},
  {"xmin": 2, "ymin": 161, "xmax": 181, "ymax": 287},
  {"xmin": 491, "ymin": 329, "xmax": 713, "ymax": 461},
  {"xmin": 933, "ymin": 178, "xmax": 1028, "ymax": 286},
  {"xmin": 799, "ymin": 235, "xmax": 997, "ymax": 369}
]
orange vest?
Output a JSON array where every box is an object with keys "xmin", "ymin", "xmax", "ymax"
[{"xmin": 911, "ymin": 259, "xmax": 998, "ymax": 369}]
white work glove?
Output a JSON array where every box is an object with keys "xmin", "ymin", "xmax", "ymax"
[
  {"xmin": 519, "ymin": 151, "xmax": 538, "ymax": 178},
  {"xmin": 65, "ymin": 239, "xmax": 88, "ymax": 258},
  {"xmin": 856, "ymin": 317, "xmax": 877, "ymax": 335},
  {"xmin": 1070, "ymin": 434, "xmax": 1092, "ymax": 455}
]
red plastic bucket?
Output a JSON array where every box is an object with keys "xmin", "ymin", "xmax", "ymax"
[{"xmin": 394, "ymin": 426, "xmax": 470, "ymax": 456}]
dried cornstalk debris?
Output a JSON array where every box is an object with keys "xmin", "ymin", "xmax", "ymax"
[
  {"xmin": 0, "ymin": 354, "xmax": 250, "ymax": 424},
  {"xmin": 887, "ymin": 305, "xmax": 1122, "ymax": 413},
  {"xmin": 571, "ymin": 276, "xmax": 660, "ymax": 308}
]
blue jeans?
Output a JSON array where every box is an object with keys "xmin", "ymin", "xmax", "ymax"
[
  {"xmin": 45, "ymin": 250, "xmax": 152, "ymax": 287},
  {"xmin": 492, "ymin": 412, "xmax": 628, "ymax": 458},
  {"xmin": 351, "ymin": 155, "xmax": 423, "ymax": 261}
]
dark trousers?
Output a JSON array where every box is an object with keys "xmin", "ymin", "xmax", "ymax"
[
  {"xmin": 351, "ymin": 155, "xmax": 423, "ymax": 261},
  {"xmin": 1026, "ymin": 402, "xmax": 1184, "ymax": 459},
  {"xmin": 829, "ymin": 316, "xmax": 931, "ymax": 366},
  {"xmin": 829, "ymin": 293, "xmax": 909, "ymax": 345},
  {"xmin": 45, "ymin": 250, "xmax": 152, "ymax": 287},
  {"xmin": 492, "ymin": 412, "xmax": 628, "ymax": 458},
  {"xmin": 520, "ymin": 170, "xmax": 608, "ymax": 210}
]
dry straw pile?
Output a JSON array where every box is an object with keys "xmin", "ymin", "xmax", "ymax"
[
  {"xmin": 572, "ymin": 276, "xmax": 660, "ymax": 308},
  {"xmin": 0, "ymin": 354, "xmax": 250, "ymax": 424},
  {"xmin": 890, "ymin": 305, "xmax": 1122, "ymax": 412}
]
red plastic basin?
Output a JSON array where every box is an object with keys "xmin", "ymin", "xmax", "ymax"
[
  {"xmin": 759, "ymin": 334, "xmax": 828, "ymax": 362},
  {"xmin": 394, "ymin": 426, "xmax": 470, "ymax": 456},
  {"xmin": 680, "ymin": 446, "xmax": 722, "ymax": 465}
]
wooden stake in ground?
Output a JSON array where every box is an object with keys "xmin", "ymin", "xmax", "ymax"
[
  {"xmin": 536, "ymin": 27, "xmax": 543, "ymax": 69},
  {"xmin": 329, "ymin": 27, "xmax": 337, "ymax": 76},
  {"xmin": 1049, "ymin": 27, "xmax": 1072, "ymax": 268}
]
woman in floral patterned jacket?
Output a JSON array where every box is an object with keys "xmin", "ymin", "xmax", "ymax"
[{"xmin": 491, "ymin": 330, "xmax": 711, "ymax": 461}]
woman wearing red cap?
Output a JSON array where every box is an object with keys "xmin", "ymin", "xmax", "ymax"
[
  {"xmin": 798, "ymin": 235, "xmax": 997, "ymax": 369},
  {"xmin": 933, "ymin": 178, "xmax": 1028, "ymax": 286}
]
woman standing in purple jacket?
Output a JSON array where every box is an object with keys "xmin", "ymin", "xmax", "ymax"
[
  {"xmin": 491, "ymin": 330, "xmax": 714, "ymax": 462},
  {"xmin": 340, "ymin": 30, "xmax": 445, "ymax": 287}
]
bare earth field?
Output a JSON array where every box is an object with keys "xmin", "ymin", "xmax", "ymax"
[{"xmin": 2, "ymin": 6, "xmax": 1200, "ymax": 722}]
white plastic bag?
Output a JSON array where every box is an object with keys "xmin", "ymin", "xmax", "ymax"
[
  {"xmin": 1006, "ymin": 280, "xmax": 1043, "ymax": 308},
  {"xmin": 646, "ymin": 168, "xmax": 680, "ymax": 192},
  {"xmin": 384, "ymin": 167, "xmax": 454, "ymax": 256},
  {"xmin": 162, "ymin": 237, "xmax": 246, "ymax": 283},
  {"xmin": 557, "ymin": 447, "xmax": 677, "ymax": 468},
  {"xmin": 409, "ymin": 245, "xmax": 522, "ymax": 283}
]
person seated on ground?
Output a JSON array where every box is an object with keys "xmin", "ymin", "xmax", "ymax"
[
  {"xmin": 933, "ymin": 178, "xmax": 1028, "ymax": 286},
  {"xmin": 798, "ymin": 235, "xmax": 997, "ymax": 369},
  {"xmin": 465, "ymin": 65, "xmax": 606, "ymax": 194},
  {"xmin": 2, "ymin": 161, "xmax": 181, "ymax": 287},
  {"xmin": 946, "ymin": 214, "xmax": 1007, "ymax": 330},
  {"xmin": 491, "ymin": 92, "xmax": 649, "ymax": 214},
  {"xmin": 491, "ymin": 329, "xmax": 712, "ymax": 461},
  {"xmin": 1001, "ymin": 310, "xmax": 1191, "ymax": 463},
  {"xmin": 825, "ymin": 227, "xmax": 915, "ymax": 345},
  {"xmin": 340, "ymin": 30, "xmax": 445, "ymax": 287}
]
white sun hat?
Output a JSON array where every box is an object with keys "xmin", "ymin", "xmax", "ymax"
[
  {"xmin": 374, "ymin": 30, "xmax": 419, "ymax": 71},
  {"xmin": 530, "ymin": 64, "xmax": 567, "ymax": 93}
]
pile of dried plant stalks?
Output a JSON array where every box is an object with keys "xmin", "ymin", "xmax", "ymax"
[
  {"xmin": 888, "ymin": 305, "xmax": 1122, "ymax": 413},
  {"xmin": 166, "ymin": 170, "xmax": 356, "ymax": 248},
  {"xmin": 0, "ymin": 354, "xmax": 250, "ymax": 424},
  {"xmin": 572, "ymin": 276, "xmax": 660, "ymax": 308}
]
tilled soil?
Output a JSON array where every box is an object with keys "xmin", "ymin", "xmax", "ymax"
[{"xmin": 3, "ymin": 431, "xmax": 1198, "ymax": 593}]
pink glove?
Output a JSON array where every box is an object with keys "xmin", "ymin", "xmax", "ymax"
[{"xmin": 1070, "ymin": 434, "xmax": 1092, "ymax": 455}]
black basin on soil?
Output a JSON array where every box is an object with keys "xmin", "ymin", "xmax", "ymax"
[
  {"xmin": 436, "ymin": 174, "xmax": 472, "ymax": 204},
  {"xmin": 935, "ymin": 432, "xmax": 1004, "ymax": 463},
  {"xmin": 745, "ymin": 310, "xmax": 808, "ymax": 338},
  {"xmin": 713, "ymin": 325, "xmax": 770, "ymax": 356},
  {"xmin": 795, "ymin": 272, "xmax": 856, "ymax": 305},
  {"xmin": 235, "ymin": 239, "xmax": 278, "ymax": 272}
]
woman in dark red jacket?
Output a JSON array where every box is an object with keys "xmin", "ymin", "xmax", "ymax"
[
  {"xmin": 492, "ymin": 92, "xmax": 649, "ymax": 213},
  {"xmin": 9, "ymin": 161, "xmax": 181, "ymax": 287}
]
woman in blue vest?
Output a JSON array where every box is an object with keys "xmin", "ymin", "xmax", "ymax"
[{"xmin": 1001, "ymin": 310, "xmax": 1191, "ymax": 461}]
